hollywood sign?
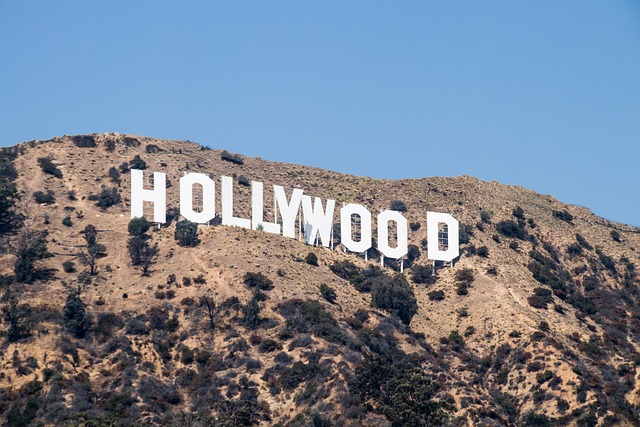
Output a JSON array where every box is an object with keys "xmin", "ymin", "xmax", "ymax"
[{"xmin": 130, "ymin": 170, "xmax": 459, "ymax": 262}]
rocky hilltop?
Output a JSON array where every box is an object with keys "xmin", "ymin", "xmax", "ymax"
[{"xmin": 1, "ymin": 133, "xmax": 640, "ymax": 426}]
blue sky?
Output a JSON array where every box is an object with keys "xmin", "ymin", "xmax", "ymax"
[{"xmin": 1, "ymin": 1, "xmax": 639, "ymax": 225}]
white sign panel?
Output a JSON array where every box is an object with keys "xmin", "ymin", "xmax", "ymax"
[{"xmin": 130, "ymin": 169, "xmax": 460, "ymax": 261}]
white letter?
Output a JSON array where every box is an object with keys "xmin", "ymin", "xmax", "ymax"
[
  {"xmin": 302, "ymin": 195, "xmax": 335, "ymax": 247},
  {"xmin": 427, "ymin": 211, "xmax": 459, "ymax": 261},
  {"xmin": 340, "ymin": 204, "xmax": 372, "ymax": 253},
  {"xmin": 251, "ymin": 181, "xmax": 280, "ymax": 234},
  {"xmin": 377, "ymin": 210, "xmax": 408, "ymax": 259},
  {"xmin": 179, "ymin": 173, "xmax": 215, "ymax": 224},
  {"xmin": 131, "ymin": 169, "xmax": 166, "ymax": 223},
  {"xmin": 274, "ymin": 185, "xmax": 303, "ymax": 238},
  {"xmin": 221, "ymin": 176, "xmax": 250, "ymax": 229}
]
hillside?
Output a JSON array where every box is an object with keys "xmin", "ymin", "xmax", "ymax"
[{"xmin": 1, "ymin": 133, "xmax": 640, "ymax": 426}]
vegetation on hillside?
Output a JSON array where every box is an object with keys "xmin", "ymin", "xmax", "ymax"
[{"xmin": 1, "ymin": 135, "xmax": 640, "ymax": 426}]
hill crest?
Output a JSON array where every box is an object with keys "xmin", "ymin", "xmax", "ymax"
[{"xmin": 1, "ymin": 133, "xmax": 640, "ymax": 426}]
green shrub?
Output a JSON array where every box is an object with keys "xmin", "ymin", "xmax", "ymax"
[
  {"xmin": 79, "ymin": 251, "xmax": 102, "ymax": 277},
  {"xmin": 411, "ymin": 264, "xmax": 436, "ymax": 285},
  {"xmin": 64, "ymin": 289, "xmax": 86, "ymax": 338},
  {"xmin": 0, "ymin": 157, "xmax": 20, "ymax": 233},
  {"xmin": 536, "ymin": 370, "xmax": 554, "ymax": 384},
  {"xmin": 122, "ymin": 136, "xmax": 140, "ymax": 147},
  {"xmin": 459, "ymin": 224, "xmax": 472, "ymax": 244},
  {"xmin": 278, "ymin": 359, "xmax": 318, "ymax": 390},
  {"xmin": 583, "ymin": 275, "xmax": 600, "ymax": 292},
  {"xmin": 125, "ymin": 317, "xmax": 149, "ymax": 335},
  {"xmin": 95, "ymin": 187, "xmax": 121, "ymax": 208},
  {"xmin": 527, "ymin": 259, "xmax": 566, "ymax": 293},
  {"xmin": 455, "ymin": 268, "xmax": 474, "ymax": 286},
  {"xmin": 33, "ymin": 190, "xmax": 55, "ymax": 204},
  {"xmin": 305, "ymin": 252, "xmax": 318, "ymax": 266},
  {"xmin": 567, "ymin": 243, "xmax": 583, "ymax": 256},
  {"xmin": 480, "ymin": 209, "xmax": 493, "ymax": 223},
  {"xmin": 329, "ymin": 261, "xmax": 384, "ymax": 293},
  {"xmin": 522, "ymin": 412, "xmax": 551, "ymax": 427},
  {"xmin": 512, "ymin": 206, "xmax": 525, "ymax": 219},
  {"xmin": 37, "ymin": 157, "xmax": 62, "ymax": 178},
  {"xmin": 456, "ymin": 284, "xmax": 469, "ymax": 296},
  {"xmin": 127, "ymin": 235, "xmax": 158, "ymax": 275},
  {"xmin": 62, "ymin": 260, "xmax": 75, "ymax": 273},
  {"xmin": 496, "ymin": 220, "xmax": 528, "ymax": 240},
  {"xmin": 179, "ymin": 344, "xmax": 194, "ymax": 364},
  {"xmin": 278, "ymin": 299, "xmax": 344, "ymax": 344},
  {"xmin": 128, "ymin": 217, "xmax": 151, "ymax": 236},
  {"xmin": 534, "ymin": 287, "xmax": 552, "ymax": 298},
  {"xmin": 1, "ymin": 279, "xmax": 32, "ymax": 342},
  {"xmin": 447, "ymin": 330, "xmax": 466, "ymax": 351},
  {"xmin": 542, "ymin": 241, "xmax": 559, "ymax": 262},
  {"xmin": 528, "ymin": 287, "xmax": 553, "ymax": 309},
  {"xmin": 567, "ymin": 292, "xmax": 597, "ymax": 315},
  {"xmin": 244, "ymin": 272, "xmax": 273, "ymax": 291},
  {"xmin": 553, "ymin": 209, "xmax": 573, "ymax": 223},
  {"xmin": 108, "ymin": 166, "xmax": 121, "ymax": 183},
  {"xmin": 14, "ymin": 230, "xmax": 49, "ymax": 283},
  {"xmin": 174, "ymin": 219, "xmax": 199, "ymax": 247},
  {"xmin": 526, "ymin": 296, "xmax": 548, "ymax": 309},
  {"xmin": 71, "ymin": 135, "xmax": 96, "ymax": 147},
  {"xmin": 329, "ymin": 260, "xmax": 360, "ymax": 281},
  {"xmin": 220, "ymin": 150, "xmax": 244, "ymax": 165},
  {"xmin": 129, "ymin": 154, "xmax": 147, "ymax": 170},
  {"xmin": 477, "ymin": 246, "xmax": 489, "ymax": 258},
  {"xmin": 237, "ymin": 175, "xmax": 250, "ymax": 187},
  {"xmin": 351, "ymin": 356, "xmax": 453, "ymax": 426},
  {"xmin": 406, "ymin": 244, "xmax": 420, "ymax": 267},
  {"xmin": 243, "ymin": 296, "xmax": 261, "ymax": 329},
  {"xmin": 492, "ymin": 391, "xmax": 517, "ymax": 420},
  {"xmin": 557, "ymin": 398, "xmax": 569, "ymax": 412},
  {"xmin": 596, "ymin": 248, "xmax": 617, "ymax": 275},
  {"xmin": 93, "ymin": 312, "xmax": 123, "ymax": 343},
  {"xmin": 390, "ymin": 200, "xmax": 408, "ymax": 212},
  {"xmin": 575, "ymin": 233, "xmax": 593, "ymax": 250},
  {"xmin": 319, "ymin": 283, "xmax": 337, "ymax": 304},
  {"xmin": 617, "ymin": 363, "xmax": 634, "ymax": 377},
  {"xmin": 530, "ymin": 331, "xmax": 546, "ymax": 341},
  {"xmin": 258, "ymin": 338, "xmax": 281, "ymax": 353},
  {"xmin": 610, "ymin": 230, "xmax": 621, "ymax": 242},
  {"xmin": 370, "ymin": 275, "xmax": 418, "ymax": 325},
  {"xmin": 61, "ymin": 215, "xmax": 72, "ymax": 227},
  {"xmin": 82, "ymin": 224, "xmax": 97, "ymax": 245},
  {"xmin": 428, "ymin": 290, "xmax": 445, "ymax": 301},
  {"xmin": 78, "ymin": 271, "xmax": 92, "ymax": 285},
  {"xmin": 146, "ymin": 144, "xmax": 162, "ymax": 154},
  {"xmin": 5, "ymin": 397, "xmax": 38, "ymax": 425}
]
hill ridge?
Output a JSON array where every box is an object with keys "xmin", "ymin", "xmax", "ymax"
[{"xmin": 1, "ymin": 133, "xmax": 640, "ymax": 426}]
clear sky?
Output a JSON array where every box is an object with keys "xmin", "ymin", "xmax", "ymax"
[{"xmin": 1, "ymin": 1, "xmax": 639, "ymax": 225}]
